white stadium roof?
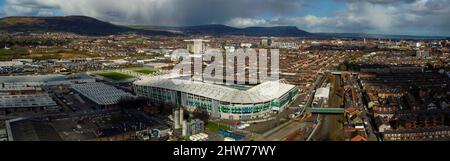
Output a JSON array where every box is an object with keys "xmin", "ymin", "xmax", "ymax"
[{"xmin": 134, "ymin": 75, "xmax": 296, "ymax": 104}]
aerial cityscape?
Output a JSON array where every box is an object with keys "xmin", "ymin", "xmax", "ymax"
[{"xmin": 0, "ymin": 0, "xmax": 449, "ymax": 143}]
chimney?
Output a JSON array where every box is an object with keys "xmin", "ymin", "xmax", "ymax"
[
  {"xmin": 182, "ymin": 120, "xmax": 189, "ymax": 137},
  {"xmin": 180, "ymin": 107, "xmax": 184, "ymax": 124},
  {"xmin": 174, "ymin": 108, "xmax": 180, "ymax": 129}
]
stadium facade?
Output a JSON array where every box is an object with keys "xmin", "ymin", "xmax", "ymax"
[{"xmin": 133, "ymin": 75, "xmax": 299, "ymax": 120}]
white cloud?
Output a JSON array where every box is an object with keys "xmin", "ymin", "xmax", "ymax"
[
  {"xmin": 0, "ymin": 0, "xmax": 449, "ymax": 36},
  {"xmin": 225, "ymin": 0, "xmax": 449, "ymax": 36},
  {"xmin": 2, "ymin": 0, "xmax": 306, "ymax": 25},
  {"xmin": 36, "ymin": 9, "xmax": 55, "ymax": 16},
  {"xmin": 227, "ymin": 17, "xmax": 269, "ymax": 27}
]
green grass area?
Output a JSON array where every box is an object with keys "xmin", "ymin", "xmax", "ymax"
[
  {"xmin": 0, "ymin": 49, "xmax": 14, "ymax": 55},
  {"xmin": 132, "ymin": 68, "xmax": 158, "ymax": 75},
  {"xmin": 0, "ymin": 48, "xmax": 98, "ymax": 60},
  {"xmin": 29, "ymin": 52, "xmax": 98, "ymax": 60},
  {"xmin": 206, "ymin": 122, "xmax": 231, "ymax": 132},
  {"xmin": 0, "ymin": 17, "xmax": 45, "ymax": 25},
  {"xmin": 97, "ymin": 72, "xmax": 134, "ymax": 81},
  {"xmin": 60, "ymin": 53, "xmax": 99, "ymax": 59},
  {"xmin": 0, "ymin": 48, "xmax": 29, "ymax": 60}
]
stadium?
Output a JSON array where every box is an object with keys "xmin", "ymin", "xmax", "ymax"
[{"xmin": 133, "ymin": 75, "xmax": 299, "ymax": 120}]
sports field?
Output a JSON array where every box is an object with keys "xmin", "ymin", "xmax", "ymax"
[
  {"xmin": 97, "ymin": 72, "xmax": 134, "ymax": 81},
  {"xmin": 131, "ymin": 68, "xmax": 158, "ymax": 75}
]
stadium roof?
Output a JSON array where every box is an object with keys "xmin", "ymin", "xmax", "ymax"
[
  {"xmin": 72, "ymin": 82, "xmax": 133, "ymax": 105},
  {"xmin": 134, "ymin": 75, "xmax": 297, "ymax": 104}
]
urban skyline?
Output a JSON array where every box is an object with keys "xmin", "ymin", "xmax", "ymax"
[{"xmin": 0, "ymin": 0, "xmax": 450, "ymax": 148}]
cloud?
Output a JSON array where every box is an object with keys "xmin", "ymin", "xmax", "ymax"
[
  {"xmin": 0, "ymin": 0, "xmax": 449, "ymax": 36},
  {"xmin": 228, "ymin": 0, "xmax": 450, "ymax": 36},
  {"xmin": 334, "ymin": 0, "xmax": 418, "ymax": 4},
  {"xmin": 2, "ymin": 0, "xmax": 306, "ymax": 25},
  {"xmin": 227, "ymin": 18, "xmax": 269, "ymax": 28},
  {"xmin": 0, "ymin": 4, "xmax": 41, "ymax": 16}
]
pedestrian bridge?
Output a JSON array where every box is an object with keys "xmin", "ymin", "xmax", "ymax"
[{"xmin": 307, "ymin": 108, "xmax": 344, "ymax": 114}]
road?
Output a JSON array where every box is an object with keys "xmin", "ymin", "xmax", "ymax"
[
  {"xmin": 258, "ymin": 73, "xmax": 327, "ymax": 141},
  {"xmin": 254, "ymin": 119, "xmax": 313, "ymax": 141}
]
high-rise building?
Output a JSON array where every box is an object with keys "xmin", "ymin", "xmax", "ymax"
[
  {"xmin": 184, "ymin": 39, "xmax": 210, "ymax": 54},
  {"xmin": 260, "ymin": 37, "xmax": 272, "ymax": 47}
]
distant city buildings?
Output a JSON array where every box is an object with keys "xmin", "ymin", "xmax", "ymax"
[{"xmin": 1, "ymin": 30, "xmax": 449, "ymax": 141}]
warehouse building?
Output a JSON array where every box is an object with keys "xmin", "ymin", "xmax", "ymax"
[
  {"xmin": 72, "ymin": 82, "xmax": 133, "ymax": 107},
  {"xmin": 0, "ymin": 94, "xmax": 59, "ymax": 114},
  {"xmin": 0, "ymin": 74, "xmax": 95, "ymax": 88}
]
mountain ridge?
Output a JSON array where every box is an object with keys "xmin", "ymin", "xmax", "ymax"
[
  {"xmin": 133, "ymin": 24, "xmax": 313, "ymax": 37},
  {"xmin": 0, "ymin": 16, "xmax": 448, "ymax": 39},
  {"xmin": 0, "ymin": 15, "xmax": 175, "ymax": 36}
]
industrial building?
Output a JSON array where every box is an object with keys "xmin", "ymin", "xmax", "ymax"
[
  {"xmin": 4, "ymin": 118, "xmax": 62, "ymax": 141},
  {"xmin": 0, "ymin": 74, "xmax": 95, "ymax": 88},
  {"xmin": 72, "ymin": 82, "xmax": 133, "ymax": 107},
  {"xmin": 0, "ymin": 94, "xmax": 59, "ymax": 114},
  {"xmin": 134, "ymin": 75, "xmax": 299, "ymax": 120},
  {"xmin": 182, "ymin": 119, "xmax": 205, "ymax": 137}
]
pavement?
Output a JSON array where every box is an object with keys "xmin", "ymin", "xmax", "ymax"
[{"xmin": 254, "ymin": 120, "xmax": 306, "ymax": 141}]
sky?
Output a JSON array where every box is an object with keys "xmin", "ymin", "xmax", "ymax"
[{"xmin": 0, "ymin": 0, "xmax": 449, "ymax": 36}]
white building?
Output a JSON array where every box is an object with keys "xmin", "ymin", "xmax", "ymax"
[
  {"xmin": 0, "ymin": 61, "xmax": 24, "ymax": 67},
  {"xmin": 315, "ymin": 87, "xmax": 330, "ymax": 99},
  {"xmin": 240, "ymin": 43, "xmax": 252, "ymax": 48}
]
